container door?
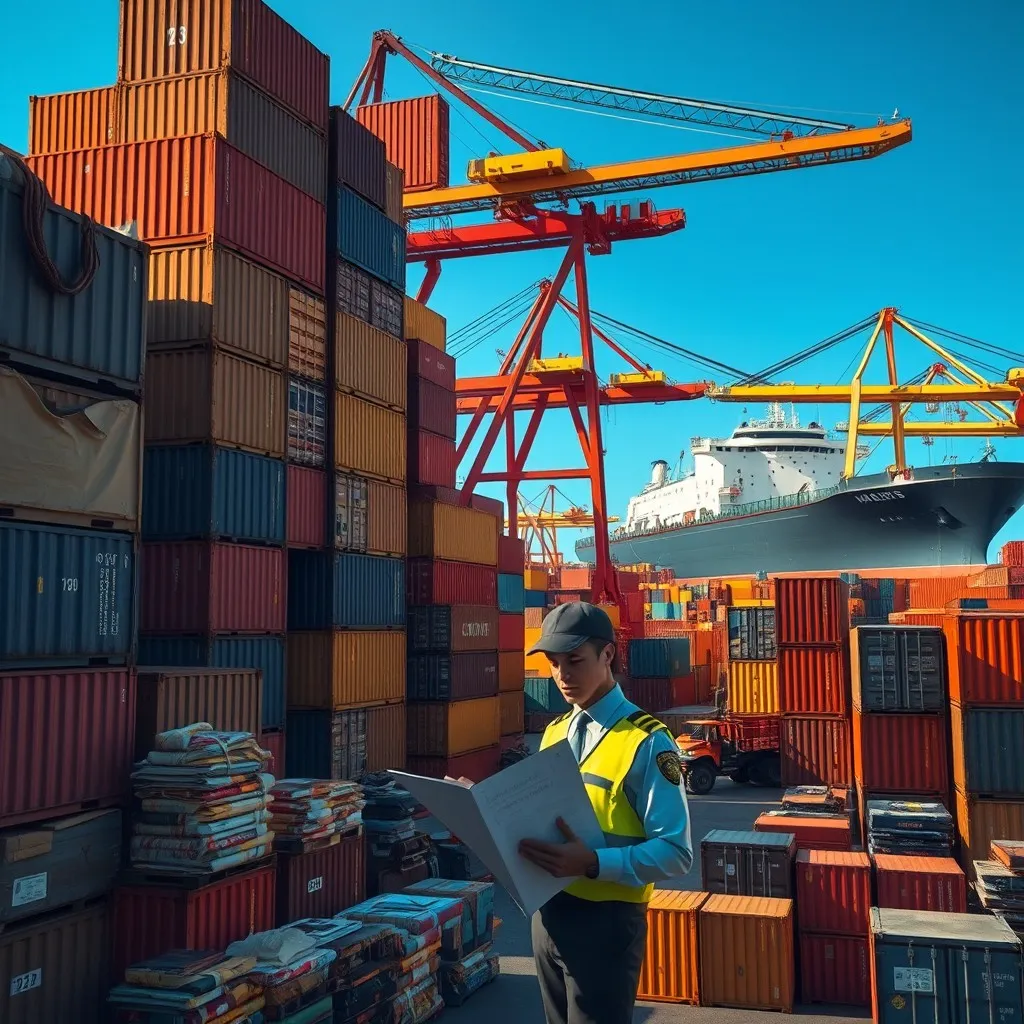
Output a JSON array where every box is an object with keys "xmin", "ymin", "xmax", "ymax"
[
  {"xmin": 873, "ymin": 940, "xmax": 950, "ymax": 1023},
  {"xmin": 900, "ymin": 631, "xmax": 946, "ymax": 712},
  {"xmin": 951, "ymin": 944, "xmax": 1024, "ymax": 1024}
]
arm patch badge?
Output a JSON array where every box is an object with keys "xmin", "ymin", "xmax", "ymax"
[{"xmin": 656, "ymin": 749, "xmax": 682, "ymax": 786}]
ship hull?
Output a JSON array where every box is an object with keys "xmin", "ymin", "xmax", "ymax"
[{"xmin": 575, "ymin": 463, "xmax": 1024, "ymax": 576}]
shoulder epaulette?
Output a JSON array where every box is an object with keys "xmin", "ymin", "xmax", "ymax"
[{"xmin": 626, "ymin": 709, "xmax": 670, "ymax": 736}]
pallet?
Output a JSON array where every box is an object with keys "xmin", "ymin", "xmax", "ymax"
[
  {"xmin": 0, "ymin": 504, "xmax": 137, "ymax": 534},
  {"xmin": 119, "ymin": 853, "xmax": 276, "ymax": 889}
]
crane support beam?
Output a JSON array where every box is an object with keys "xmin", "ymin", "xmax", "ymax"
[
  {"xmin": 847, "ymin": 422, "xmax": 1023, "ymax": 437},
  {"xmin": 708, "ymin": 383, "xmax": 1023, "ymax": 403},
  {"xmin": 456, "ymin": 378, "xmax": 707, "ymax": 411}
]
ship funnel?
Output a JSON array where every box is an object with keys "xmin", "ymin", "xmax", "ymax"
[{"xmin": 651, "ymin": 460, "xmax": 668, "ymax": 486}]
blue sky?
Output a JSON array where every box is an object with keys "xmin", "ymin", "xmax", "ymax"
[{"xmin": 3, "ymin": 1, "xmax": 1022, "ymax": 560}]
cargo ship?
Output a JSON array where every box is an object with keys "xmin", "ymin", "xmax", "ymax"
[{"xmin": 575, "ymin": 405, "xmax": 1024, "ymax": 576}]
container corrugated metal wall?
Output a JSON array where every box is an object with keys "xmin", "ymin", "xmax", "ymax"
[
  {"xmin": 287, "ymin": 379, "xmax": 326, "ymax": 467},
  {"xmin": 288, "ymin": 286, "xmax": 327, "ymax": 381},
  {"xmin": 500, "ymin": 691, "xmax": 525, "ymax": 735},
  {"xmin": 0, "ymin": 161, "xmax": 146, "ymax": 392},
  {"xmin": 798, "ymin": 934, "xmax": 870, "ymax": 1007},
  {"xmin": 407, "ymin": 652, "xmax": 499, "ymax": 702},
  {"xmin": 286, "ymin": 702, "xmax": 406, "ymax": 776},
  {"xmin": 287, "ymin": 630, "xmax": 405, "ymax": 709},
  {"xmin": 335, "ymin": 260, "xmax": 372, "ymax": 323},
  {"xmin": 332, "ymin": 186, "xmax": 407, "ymax": 289},
  {"xmin": 637, "ymin": 890, "xmax": 706, "ymax": 1005},
  {"xmin": 407, "ymin": 429, "xmax": 458, "ymax": 488},
  {"xmin": 287, "ymin": 551, "xmax": 405, "ymax": 630},
  {"xmin": 28, "ymin": 86, "xmax": 119, "ymax": 154},
  {"xmin": 950, "ymin": 705, "xmax": 1024, "ymax": 795},
  {"xmin": 142, "ymin": 445, "xmax": 285, "ymax": 543},
  {"xmin": 329, "ymin": 107, "xmax": 387, "ymax": 210},
  {"xmin": 407, "ymin": 559, "xmax": 497, "ymax": 606},
  {"xmin": 369, "ymin": 278, "xmax": 404, "ymax": 339},
  {"xmin": 356, "ymin": 95, "xmax": 450, "ymax": 191},
  {"xmin": 366, "ymin": 479, "xmax": 407, "ymax": 557},
  {"xmin": 728, "ymin": 607, "xmax": 776, "ymax": 660},
  {"xmin": 872, "ymin": 854, "xmax": 967, "ymax": 913},
  {"xmin": 408, "ymin": 606, "xmax": 500, "ymax": 654},
  {"xmin": 628, "ymin": 639, "xmax": 691, "ymax": 678},
  {"xmin": 498, "ymin": 651, "xmax": 525, "ymax": 692},
  {"xmin": 497, "ymin": 574, "xmax": 526, "ymax": 614},
  {"xmin": 404, "ymin": 296, "xmax": 447, "ymax": 350},
  {"xmin": 499, "ymin": 614, "xmax": 525, "ymax": 653},
  {"xmin": 335, "ymin": 313, "xmax": 407, "ymax": 411},
  {"xmin": 334, "ymin": 473, "xmax": 368, "ymax": 553},
  {"xmin": 727, "ymin": 661, "xmax": 778, "ymax": 715},
  {"xmin": 334, "ymin": 392, "xmax": 406, "ymax": 483},
  {"xmin": 277, "ymin": 829, "xmax": 365, "ymax": 921},
  {"xmin": 795, "ymin": 849, "xmax": 870, "ymax": 936},
  {"xmin": 781, "ymin": 716, "xmax": 852, "ymax": 788},
  {"xmin": 943, "ymin": 615, "xmax": 1024, "ymax": 705},
  {"xmin": 851, "ymin": 626, "xmax": 946, "ymax": 711},
  {"xmin": 408, "ymin": 339, "xmax": 456, "ymax": 390},
  {"xmin": 955, "ymin": 791, "xmax": 1024, "ymax": 877},
  {"xmin": 384, "ymin": 161, "xmax": 404, "ymax": 224},
  {"xmin": 286, "ymin": 465, "xmax": 326, "ymax": 548},
  {"xmin": 777, "ymin": 646, "xmax": 849, "ymax": 716},
  {"xmin": 776, "ymin": 578, "xmax": 849, "ymax": 646},
  {"xmin": 408, "ymin": 501, "xmax": 498, "ymax": 566},
  {"xmin": 0, "ymin": 523, "xmax": 135, "ymax": 665},
  {"xmin": 407, "ymin": 697, "xmax": 502, "ymax": 757},
  {"xmin": 853, "ymin": 710, "xmax": 949, "ymax": 795},
  {"xmin": 408, "ymin": 746, "xmax": 501, "ymax": 782},
  {"xmin": 408, "ymin": 378, "xmax": 456, "ymax": 439}
]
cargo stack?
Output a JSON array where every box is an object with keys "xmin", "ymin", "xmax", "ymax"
[
  {"xmin": 498, "ymin": 537, "xmax": 528, "ymax": 752},
  {"xmin": 626, "ymin": 637, "xmax": 692, "ymax": 712},
  {"xmin": 726, "ymin": 605, "xmax": 778, "ymax": 714},
  {"xmin": 523, "ymin": 565, "xmax": 554, "ymax": 733}
]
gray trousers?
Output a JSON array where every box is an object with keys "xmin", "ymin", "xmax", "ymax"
[{"xmin": 531, "ymin": 891, "xmax": 648, "ymax": 1024}]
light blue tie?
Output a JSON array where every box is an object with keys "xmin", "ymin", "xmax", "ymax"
[{"xmin": 570, "ymin": 712, "xmax": 590, "ymax": 763}]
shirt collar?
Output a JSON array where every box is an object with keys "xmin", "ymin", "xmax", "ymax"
[{"xmin": 571, "ymin": 683, "xmax": 627, "ymax": 729}]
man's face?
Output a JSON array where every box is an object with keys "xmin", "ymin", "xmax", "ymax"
[{"xmin": 546, "ymin": 641, "xmax": 614, "ymax": 706}]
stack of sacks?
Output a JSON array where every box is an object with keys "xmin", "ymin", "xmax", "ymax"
[
  {"xmin": 865, "ymin": 798, "xmax": 955, "ymax": 856},
  {"xmin": 440, "ymin": 945, "xmax": 501, "ymax": 1007},
  {"xmin": 974, "ymin": 840, "xmax": 1024, "ymax": 941},
  {"xmin": 107, "ymin": 949, "xmax": 262, "ymax": 1023},
  {"xmin": 130, "ymin": 724, "xmax": 275, "ymax": 873},
  {"xmin": 360, "ymin": 773, "xmax": 418, "ymax": 849},
  {"xmin": 269, "ymin": 779, "xmax": 365, "ymax": 842}
]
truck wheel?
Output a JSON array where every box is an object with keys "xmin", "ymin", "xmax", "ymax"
[
  {"xmin": 731, "ymin": 767, "xmax": 751, "ymax": 785},
  {"xmin": 685, "ymin": 763, "xmax": 716, "ymax": 795}
]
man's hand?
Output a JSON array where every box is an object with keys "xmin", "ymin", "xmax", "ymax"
[
  {"xmin": 518, "ymin": 817, "xmax": 598, "ymax": 878},
  {"xmin": 443, "ymin": 775, "xmax": 474, "ymax": 788}
]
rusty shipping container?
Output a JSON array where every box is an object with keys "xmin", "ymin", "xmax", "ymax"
[
  {"xmin": 781, "ymin": 715, "xmax": 852, "ymax": 788},
  {"xmin": 287, "ymin": 630, "xmax": 405, "ymax": 710},
  {"xmin": 872, "ymin": 854, "xmax": 967, "ymax": 913},
  {"xmin": 799, "ymin": 934, "xmax": 870, "ymax": 1007},
  {"xmin": 943, "ymin": 614, "xmax": 1024, "ymax": 705},
  {"xmin": 289, "ymin": 287, "xmax": 327, "ymax": 381},
  {"xmin": 145, "ymin": 348, "xmax": 286, "ymax": 456},
  {"xmin": 0, "ymin": 900, "xmax": 110, "ymax": 1024},
  {"xmin": 955, "ymin": 790, "xmax": 1024, "ymax": 877},
  {"xmin": 261, "ymin": 729, "xmax": 284, "ymax": 775},
  {"xmin": 277, "ymin": 829, "xmax": 365, "ymax": 922},
  {"xmin": 334, "ymin": 392, "xmax": 406, "ymax": 483},
  {"xmin": 637, "ymin": 890, "xmax": 707, "ymax": 1005},
  {"xmin": 370, "ymin": 278, "xmax": 404, "ymax": 339},
  {"xmin": 777, "ymin": 645, "xmax": 849, "ymax": 716},
  {"xmin": 726, "ymin": 661, "xmax": 779, "ymax": 715},
  {"xmin": 404, "ymin": 296, "xmax": 447, "ymax": 350},
  {"xmin": 775, "ymin": 577, "xmax": 849, "ymax": 646},
  {"xmin": 384, "ymin": 161, "xmax": 404, "ymax": 224},
  {"xmin": 407, "ymin": 745, "xmax": 501, "ymax": 782},
  {"xmin": 950, "ymin": 704, "xmax": 1024, "ymax": 795},
  {"xmin": 851, "ymin": 625, "xmax": 946, "ymax": 711},
  {"xmin": 356, "ymin": 95, "xmax": 450, "ymax": 191},
  {"xmin": 26, "ymin": 136, "xmax": 326, "ymax": 293},
  {"xmin": 407, "ymin": 697, "xmax": 502, "ymax": 757},
  {"xmin": 335, "ymin": 259, "xmax": 372, "ymax": 324},
  {"xmin": 117, "ymin": 0, "xmax": 330, "ymax": 130},
  {"xmin": 288, "ymin": 378, "xmax": 327, "ymax": 467},
  {"xmin": 698, "ymin": 895, "xmax": 795, "ymax": 1013},
  {"xmin": 28, "ymin": 86, "xmax": 118, "ymax": 153},
  {"xmin": 407, "ymin": 652, "xmax": 499, "ymax": 702},
  {"xmin": 408, "ymin": 606, "xmax": 500, "ymax": 654},
  {"xmin": 329, "ymin": 107, "xmax": 387, "ymax": 210},
  {"xmin": 134, "ymin": 667, "xmax": 262, "ymax": 760},
  {"xmin": 141, "ymin": 541, "xmax": 285, "ymax": 633},
  {"xmin": 0, "ymin": 668, "xmax": 134, "ymax": 828},
  {"xmin": 795, "ymin": 850, "xmax": 871, "ymax": 935},
  {"xmin": 408, "ymin": 429, "xmax": 458, "ymax": 489},
  {"xmin": 335, "ymin": 313, "xmax": 407, "ymax": 411},
  {"xmin": 147, "ymin": 244, "xmax": 289, "ymax": 364},
  {"xmin": 111, "ymin": 862, "xmax": 276, "ymax": 980},
  {"xmin": 408, "ymin": 378, "xmax": 457, "ymax": 440},
  {"xmin": 407, "ymin": 559, "xmax": 497, "ymax": 607},
  {"xmin": 409, "ymin": 501, "xmax": 499, "ymax": 566},
  {"xmin": 366, "ymin": 479, "xmax": 407, "ymax": 558},
  {"xmin": 286, "ymin": 702, "xmax": 406, "ymax": 777},
  {"xmin": 498, "ymin": 651, "xmax": 525, "ymax": 692},
  {"xmin": 287, "ymin": 465, "xmax": 327, "ymax": 548},
  {"xmin": 334, "ymin": 472, "xmax": 368, "ymax": 553},
  {"xmin": 852, "ymin": 710, "xmax": 949, "ymax": 795},
  {"xmin": 500, "ymin": 691, "xmax": 525, "ymax": 735},
  {"xmin": 700, "ymin": 830, "xmax": 796, "ymax": 899}
]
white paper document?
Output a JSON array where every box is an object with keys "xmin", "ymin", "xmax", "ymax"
[{"xmin": 390, "ymin": 741, "xmax": 602, "ymax": 917}]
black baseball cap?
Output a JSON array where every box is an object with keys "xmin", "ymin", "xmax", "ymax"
[{"xmin": 526, "ymin": 602, "xmax": 616, "ymax": 655}]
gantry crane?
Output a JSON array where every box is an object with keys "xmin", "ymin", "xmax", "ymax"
[{"xmin": 509, "ymin": 487, "xmax": 620, "ymax": 570}]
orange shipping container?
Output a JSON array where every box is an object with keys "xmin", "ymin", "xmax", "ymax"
[
  {"xmin": 288, "ymin": 287, "xmax": 326, "ymax": 381},
  {"xmin": 909, "ymin": 576, "xmax": 971, "ymax": 608},
  {"xmin": 366, "ymin": 479, "xmax": 407, "ymax": 557},
  {"xmin": 333, "ymin": 392, "xmax": 406, "ymax": 484},
  {"xmin": 365, "ymin": 701, "xmax": 407, "ymax": 773},
  {"xmin": 356, "ymin": 95, "xmax": 450, "ymax": 191},
  {"xmin": 777, "ymin": 645, "xmax": 849, "ymax": 716},
  {"xmin": 404, "ymin": 296, "xmax": 447, "ymax": 350},
  {"xmin": 954, "ymin": 789, "xmax": 1024, "ymax": 878},
  {"xmin": 872, "ymin": 853, "xmax": 967, "ymax": 913},
  {"xmin": 524, "ymin": 608, "xmax": 544, "ymax": 629},
  {"xmin": 781, "ymin": 715, "xmax": 852, "ymax": 788},
  {"xmin": 943, "ymin": 614, "xmax": 1024, "ymax": 705},
  {"xmin": 408, "ymin": 501, "xmax": 498, "ymax": 567},
  {"xmin": 28, "ymin": 86, "xmax": 118, "ymax": 154},
  {"xmin": 499, "ymin": 691, "xmax": 525, "ymax": 736},
  {"xmin": 498, "ymin": 651, "xmax": 525, "ymax": 692},
  {"xmin": 148, "ymin": 244, "xmax": 289, "ymax": 366},
  {"xmin": 407, "ymin": 697, "xmax": 501, "ymax": 757},
  {"xmin": 637, "ymin": 890, "xmax": 707, "ymax": 1005},
  {"xmin": 698, "ymin": 895, "xmax": 795, "ymax": 1013},
  {"xmin": 335, "ymin": 313, "xmax": 407, "ymax": 411},
  {"xmin": 287, "ymin": 631, "xmax": 405, "ymax": 710},
  {"xmin": 145, "ymin": 348, "xmax": 285, "ymax": 456}
]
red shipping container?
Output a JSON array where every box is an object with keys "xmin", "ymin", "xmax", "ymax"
[
  {"xmin": 407, "ymin": 745, "xmax": 501, "ymax": 782},
  {"xmin": 407, "ymin": 377, "xmax": 456, "ymax": 439},
  {"xmin": 468, "ymin": 492, "xmax": 503, "ymax": 521},
  {"xmin": 628, "ymin": 678, "xmax": 674, "ymax": 713},
  {"xmin": 872, "ymin": 854, "xmax": 967, "ymax": 913},
  {"xmin": 498, "ymin": 534, "xmax": 526, "ymax": 575},
  {"xmin": 408, "ymin": 651, "xmax": 498, "ymax": 702},
  {"xmin": 908, "ymin": 575, "xmax": 971, "ymax": 608},
  {"xmin": 499, "ymin": 614, "xmax": 525, "ymax": 653},
  {"xmin": 795, "ymin": 850, "xmax": 871, "ymax": 935},
  {"xmin": 560, "ymin": 567, "xmax": 595, "ymax": 590},
  {"xmin": 781, "ymin": 715, "xmax": 852, "ymax": 788},
  {"xmin": 112, "ymin": 862, "xmax": 276, "ymax": 980},
  {"xmin": 670, "ymin": 675, "xmax": 698, "ymax": 707},
  {"xmin": 408, "ymin": 605, "xmax": 500, "ymax": 654},
  {"xmin": 554, "ymin": 591, "xmax": 591, "ymax": 605},
  {"xmin": 407, "ymin": 559, "xmax": 497, "ymax": 606},
  {"xmin": 276, "ymin": 829, "xmax": 365, "ymax": 923},
  {"xmin": 356, "ymin": 95, "xmax": 450, "ymax": 191},
  {"xmin": 260, "ymin": 729, "xmax": 285, "ymax": 777},
  {"xmin": 777, "ymin": 646, "xmax": 849, "ymax": 716},
  {"xmin": 624, "ymin": 592, "xmax": 645, "ymax": 625},
  {"xmin": 0, "ymin": 668, "xmax": 135, "ymax": 829},
  {"xmin": 1001, "ymin": 540, "xmax": 1024, "ymax": 567},
  {"xmin": 852, "ymin": 710, "xmax": 949, "ymax": 795},
  {"xmin": 755, "ymin": 813, "xmax": 852, "ymax": 851},
  {"xmin": 642, "ymin": 620, "xmax": 695, "ymax": 637},
  {"xmin": 286, "ymin": 465, "xmax": 326, "ymax": 548},
  {"xmin": 798, "ymin": 934, "xmax": 870, "ymax": 1007},
  {"xmin": 141, "ymin": 541, "xmax": 286, "ymax": 633},
  {"xmin": 407, "ymin": 340, "xmax": 456, "ymax": 391},
  {"xmin": 407, "ymin": 429, "xmax": 457, "ymax": 488},
  {"xmin": 615, "ymin": 572, "xmax": 640, "ymax": 594},
  {"xmin": 776, "ymin": 577, "xmax": 850, "ymax": 646},
  {"xmin": 26, "ymin": 136, "xmax": 326, "ymax": 294},
  {"xmin": 943, "ymin": 614, "xmax": 1024, "ymax": 705}
]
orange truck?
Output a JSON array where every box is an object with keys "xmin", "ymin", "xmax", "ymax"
[{"xmin": 675, "ymin": 714, "xmax": 781, "ymax": 795}]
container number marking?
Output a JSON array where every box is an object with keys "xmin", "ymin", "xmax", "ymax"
[
  {"xmin": 166, "ymin": 26, "xmax": 187, "ymax": 46},
  {"xmin": 11, "ymin": 872, "xmax": 47, "ymax": 907},
  {"xmin": 307, "ymin": 876, "xmax": 324, "ymax": 894},
  {"xmin": 894, "ymin": 967, "xmax": 933, "ymax": 993},
  {"xmin": 62, "ymin": 577, "xmax": 79, "ymax": 592},
  {"xmin": 10, "ymin": 969, "xmax": 42, "ymax": 997}
]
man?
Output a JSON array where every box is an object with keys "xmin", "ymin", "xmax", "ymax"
[{"xmin": 518, "ymin": 602, "xmax": 693, "ymax": 1024}]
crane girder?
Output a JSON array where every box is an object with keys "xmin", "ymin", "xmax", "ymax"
[
  {"xmin": 708, "ymin": 382, "xmax": 1024, "ymax": 404},
  {"xmin": 848, "ymin": 422, "xmax": 1023, "ymax": 437},
  {"xmin": 456, "ymin": 375, "xmax": 707, "ymax": 412}
]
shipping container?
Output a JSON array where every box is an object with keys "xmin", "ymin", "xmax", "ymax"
[
  {"xmin": 407, "ymin": 697, "xmax": 502, "ymax": 757},
  {"xmin": 775, "ymin": 577, "xmax": 849, "ymax": 646},
  {"xmin": 332, "ymin": 186, "xmax": 407, "ymax": 290},
  {"xmin": 781, "ymin": 715, "xmax": 852, "ymax": 788},
  {"xmin": 624, "ymin": 677, "xmax": 673, "ymax": 713},
  {"xmin": 795, "ymin": 850, "xmax": 871, "ymax": 935},
  {"xmin": 0, "ymin": 900, "xmax": 109, "ymax": 1024},
  {"xmin": 407, "ymin": 745, "xmax": 501, "ymax": 782},
  {"xmin": 407, "ymin": 377, "xmax": 456, "ymax": 439},
  {"xmin": 498, "ymin": 651, "xmax": 525, "ymax": 692},
  {"xmin": 136, "ymin": 634, "xmax": 286, "ymax": 730},
  {"xmin": 404, "ymin": 296, "xmax": 447, "ymax": 350},
  {"xmin": 799, "ymin": 934, "xmax": 870, "ymax": 1007},
  {"xmin": 700, "ymin": 830, "xmax": 796, "ymax": 899},
  {"xmin": 698, "ymin": 895, "xmax": 795, "ymax": 1013},
  {"xmin": 0, "ymin": 155, "xmax": 145, "ymax": 392},
  {"xmin": 287, "ymin": 465, "xmax": 327, "ymax": 548},
  {"xmin": 286, "ymin": 702, "xmax": 406, "ymax": 776},
  {"xmin": 0, "ymin": 523, "xmax": 135, "ymax": 667},
  {"xmin": 27, "ymin": 136, "xmax": 326, "ymax": 293},
  {"xmin": 289, "ymin": 286, "xmax": 327, "ymax": 381},
  {"xmin": 407, "ymin": 652, "xmax": 498, "ymax": 703},
  {"xmin": 146, "ymin": 348, "xmax": 286, "ymax": 456},
  {"xmin": 852, "ymin": 710, "xmax": 949, "ymax": 795},
  {"xmin": 497, "ymin": 574, "xmax": 527, "ymax": 616},
  {"xmin": 117, "ymin": 0, "xmax": 330, "ymax": 129},
  {"xmin": 776, "ymin": 645, "xmax": 849, "ymax": 716},
  {"xmin": 364, "ymin": 478, "xmax": 407, "ymax": 558},
  {"xmin": 908, "ymin": 575, "xmax": 973, "ymax": 608},
  {"xmin": 1001, "ymin": 540, "xmax": 1024, "ymax": 566},
  {"xmin": 408, "ymin": 606, "xmax": 500, "ymax": 654},
  {"xmin": 499, "ymin": 614, "xmax": 525, "ymax": 653},
  {"xmin": 408, "ymin": 428, "xmax": 458, "ymax": 488},
  {"xmin": 754, "ymin": 812, "xmax": 851, "ymax": 851},
  {"xmin": 277, "ymin": 829, "xmax": 365, "ymax": 922},
  {"xmin": 369, "ymin": 278, "xmax": 404, "ymax": 340},
  {"xmin": 260, "ymin": 729, "xmax": 284, "ymax": 776},
  {"xmin": 628, "ymin": 638, "xmax": 691, "ymax": 678},
  {"xmin": 954, "ymin": 790, "xmax": 1024, "ymax": 877},
  {"xmin": 384, "ymin": 161, "xmax": 404, "ymax": 224},
  {"xmin": 288, "ymin": 378, "xmax": 326, "ymax": 466},
  {"xmin": 111, "ymin": 862, "xmax": 277, "ymax": 980},
  {"xmin": 726, "ymin": 661, "xmax": 778, "ymax": 715},
  {"xmin": 498, "ymin": 535, "xmax": 526, "ymax": 576},
  {"xmin": 872, "ymin": 854, "xmax": 967, "ymax": 913},
  {"xmin": 28, "ymin": 86, "xmax": 118, "ymax": 153},
  {"xmin": 356, "ymin": 95, "xmax": 450, "ymax": 191},
  {"xmin": 637, "ymin": 890, "xmax": 707, "ymax": 1005},
  {"xmin": 726, "ymin": 606, "xmax": 776, "ymax": 660},
  {"xmin": 408, "ymin": 339, "xmax": 456, "ymax": 392},
  {"xmin": 147, "ymin": 243, "xmax": 289, "ymax": 364},
  {"xmin": 334, "ymin": 312, "xmax": 407, "ymax": 410},
  {"xmin": 142, "ymin": 444, "xmax": 285, "ymax": 544},
  {"xmin": 287, "ymin": 630, "xmax": 405, "ymax": 709},
  {"xmin": 334, "ymin": 472, "xmax": 369, "ymax": 553},
  {"xmin": 407, "ymin": 559, "xmax": 497, "ymax": 606},
  {"xmin": 409, "ymin": 501, "xmax": 498, "ymax": 566},
  {"xmin": 287, "ymin": 551, "xmax": 405, "ymax": 630},
  {"xmin": 851, "ymin": 625, "xmax": 946, "ymax": 711},
  {"xmin": 329, "ymin": 107, "xmax": 387, "ymax": 210},
  {"xmin": 141, "ymin": 541, "xmax": 285, "ymax": 633},
  {"xmin": 950, "ymin": 704, "xmax": 1024, "ymax": 796},
  {"xmin": 334, "ymin": 392, "xmax": 406, "ymax": 483},
  {"xmin": 525, "ymin": 677, "xmax": 569, "ymax": 715},
  {"xmin": 0, "ymin": 369, "xmax": 141, "ymax": 531},
  {"xmin": 499, "ymin": 691, "xmax": 525, "ymax": 736},
  {"xmin": 335, "ymin": 259, "xmax": 372, "ymax": 323},
  {"xmin": 943, "ymin": 614, "xmax": 1024, "ymax": 705}
]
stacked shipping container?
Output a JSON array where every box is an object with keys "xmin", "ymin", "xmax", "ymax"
[{"xmin": 498, "ymin": 535, "xmax": 528, "ymax": 751}]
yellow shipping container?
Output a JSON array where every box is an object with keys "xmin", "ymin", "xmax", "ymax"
[
  {"xmin": 731, "ymin": 598, "xmax": 775, "ymax": 609},
  {"xmin": 524, "ymin": 568, "xmax": 549, "ymax": 591},
  {"xmin": 287, "ymin": 630, "xmax": 405, "ymax": 709},
  {"xmin": 404, "ymin": 295, "xmax": 447, "ymax": 351},
  {"xmin": 408, "ymin": 501, "xmax": 497, "ymax": 566},
  {"xmin": 335, "ymin": 311, "xmax": 407, "ymax": 412},
  {"xmin": 727, "ymin": 660, "xmax": 779, "ymax": 715},
  {"xmin": 727, "ymin": 579, "xmax": 755, "ymax": 600},
  {"xmin": 366, "ymin": 478, "xmax": 407, "ymax": 557},
  {"xmin": 407, "ymin": 696, "xmax": 501, "ymax": 757},
  {"xmin": 679, "ymin": 589, "xmax": 693, "ymax": 603},
  {"xmin": 524, "ymin": 627, "xmax": 550, "ymax": 675},
  {"xmin": 500, "ymin": 691, "xmax": 525, "ymax": 735},
  {"xmin": 334, "ymin": 392, "xmax": 406, "ymax": 484},
  {"xmin": 288, "ymin": 286, "xmax": 326, "ymax": 381}
]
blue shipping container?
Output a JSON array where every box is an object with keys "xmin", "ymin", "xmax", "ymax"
[
  {"xmin": 497, "ymin": 574, "xmax": 526, "ymax": 614},
  {"xmin": 333, "ymin": 185, "xmax": 407, "ymax": 289},
  {"xmin": 288, "ymin": 550, "xmax": 405, "ymax": 630},
  {"xmin": 137, "ymin": 634, "xmax": 286, "ymax": 730},
  {"xmin": 628, "ymin": 638, "xmax": 691, "ymax": 678},
  {"xmin": 142, "ymin": 445, "xmax": 285, "ymax": 544},
  {"xmin": 525, "ymin": 589, "xmax": 547, "ymax": 609},
  {"xmin": 0, "ymin": 157, "xmax": 146, "ymax": 393},
  {"xmin": 525, "ymin": 677, "xmax": 568, "ymax": 714},
  {"xmin": 0, "ymin": 521, "xmax": 135, "ymax": 665},
  {"xmin": 285, "ymin": 708, "xmax": 367, "ymax": 779},
  {"xmin": 957, "ymin": 707, "xmax": 1024, "ymax": 795},
  {"xmin": 650, "ymin": 602, "xmax": 682, "ymax": 620}
]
